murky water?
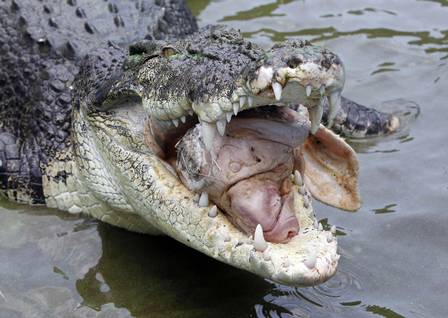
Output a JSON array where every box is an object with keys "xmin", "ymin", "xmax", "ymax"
[{"xmin": 1, "ymin": 1, "xmax": 447, "ymax": 317}]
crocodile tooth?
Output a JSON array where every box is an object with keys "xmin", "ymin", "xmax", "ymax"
[
  {"xmin": 188, "ymin": 110, "xmax": 194, "ymax": 116},
  {"xmin": 306, "ymin": 85, "xmax": 312, "ymax": 97},
  {"xmin": 330, "ymin": 225, "xmax": 337, "ymax": 234},
  {"xmin": 239, "ymin": 96, "xmax": 247, "ymax": 108},
  {"xmin": 254, "ymin": 224, "xmax": 267, "ymax": 252},
  {"xmin": 180, "ymin": 115, "xmax": 186, "ymax": 123},
  {"xmin": 320, "ymin": 85, "xmax": 325, "ymax": 96},
  {"xmin": 308, "ymin": 101, "xmax": 324, "ymax": 134},
  {"xmin": 248, "ymin": 95, "xmax": 254, "ymax": 107},
  {"xmin": 233, "ymin": 102, "xmax": 239, "ymax": 115},
  {"xmin": 327, "ymin": 90, "xmax": 341, "ymax": 128},
  {"xmin": 198, "ymin": 192, "xmax": 209, "ymax": 207},
  {"xmin": 226, "ymin": 112, "xmax": 233, "ymax": 123},
  {"xmin": 318, "ymin": 222, "xmax": 323, "ymax": 231},
  {"xmin": 272, "ymin": 82, "xmax": 282, "ymax": 101},
  {"xmin": 172, "ymin": 119, "xmax": 179, "ymax": 127},
  {"xmin": 208, "ymin": 205, "xmax": 218, "ymax": 218},
  {"xmin": 201, "ymin": 121, "xmax": 217, "ymax": 151},
  {"xmin": 216, "ymin": 119, "xmax": 226, "ymax": 136},
  {"xmin": 255, "ymin": 66, "xmax": 274, "ymax": 91},
  {"xmin": 68, "ymin": 205, "xmax": 82, "ymax": 214},
  {"xmin": 294, "ymin": 170, "xmax": 303, "ymax": 186},
  {"xmin": 304, "ymin": 255, "xmax": 317, "ymax": 269}
]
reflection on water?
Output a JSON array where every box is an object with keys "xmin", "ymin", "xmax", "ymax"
[
  {"xmin": 2, "ymin": 0, "xmax": 448, "ymax": 317},
  {"xmin": 76, "ymin": 224, "xmax": 272, "ymax": 318},
  {"xmin": 372, "ymin": 204, "xmax": 397, "ymax": 215},
  {"xmin": 0, "ymin": 203, "xmax": 408, "ymax": 317},
  {"xmin": 219, "ymin": 1, "xmax": 295, "ymax": 21}
]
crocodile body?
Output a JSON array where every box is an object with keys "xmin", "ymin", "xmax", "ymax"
[{"xmin": 0, "ymin": 0, "xmax": 397, "ymax": 286}]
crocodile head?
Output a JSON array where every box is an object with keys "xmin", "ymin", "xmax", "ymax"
[{"xmin": 73, "ymin": 26, "xmax": 360, "ymax": 286}]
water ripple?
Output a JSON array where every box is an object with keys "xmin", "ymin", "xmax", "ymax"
[{"xmin": 254, "ymin": 268, "xmax": 364, "ymax": 317}]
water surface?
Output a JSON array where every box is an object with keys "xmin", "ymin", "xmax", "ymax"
[{"xmin": 1, "ymin": 1, "xmax": 448, "ymax": 317}]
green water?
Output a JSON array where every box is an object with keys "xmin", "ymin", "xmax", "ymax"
[{"xmin": 1, "ymin": 1, "xmax": 448, "ymax": 317}]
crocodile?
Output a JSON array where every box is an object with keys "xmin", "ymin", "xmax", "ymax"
[{"xmin": 0, "ymin": 0, "xmax": 399, "ymax": 286}]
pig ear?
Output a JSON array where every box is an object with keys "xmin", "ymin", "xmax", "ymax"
[{"xmin": 302, "ymin": 125, "xmax": 361, "ymax": 211}]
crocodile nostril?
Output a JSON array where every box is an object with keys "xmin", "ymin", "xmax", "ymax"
[{"xmin": 287, "ymin": 56, "xmax": 302, "ymax": 68}]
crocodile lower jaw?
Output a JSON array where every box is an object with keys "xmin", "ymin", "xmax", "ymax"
[{"xmin": 146, "ymin": 149, "xmax": 339, "ymax": 287}]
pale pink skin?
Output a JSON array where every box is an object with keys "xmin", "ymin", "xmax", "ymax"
[
  {"xmin": 227, "ymin": 176, "xmax": 299, "ymax": 242},
  {"xmin": 177, "ymin": 108, "xmax": 309, "ymax": 243}
]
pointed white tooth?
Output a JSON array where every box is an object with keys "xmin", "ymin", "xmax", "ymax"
[
  {"xmin": 314, "ymin": 220, "xmax": 318, "ymax": 229},
  {"xmin": 233, "ymin": 102, "xmax": 239, "ymax": 115},
  {"xmin": 272, "ymin": 82, "xmax": 283, "ymax": 101},
  {"xmin": 330, "ymin": 225, "xmax": 337, "ymax": 234},
  {"xmin": 239, "ymin": 96, "xmax": 247, "ymax": 108},
  {"xmin": 198, "ymin": 192, "xmax": 209, "ymax": 207},
  {"xmin": 226, "ymin": 112, "xmax": 233, "ymax": 123},
  {"xmin": 254, "ymin": 224, "xmax": 268, "ymax": 252},
  {"xmin": 327, "ymin": 91, "xmax": 342, "ymax": 128},
  {"xmin": 308, "ymin": 102, "xmax": 324, "ymax": 134},
  {"xmin": 294, "ymin": 170, "xmax": 303, "ymax": 186},
  {"xmin": 188, "ymin": 110, "xmax": 194, "ymax": 116},
  {"xmin": 208, "ymin": 205, "xmax": 218, "ymax": 218},
  {"xmin": 254, "ymin": 66, "xmax": 274, "ymax": 90},
  {"xmin": 216, "ymin": 119, "xmax": 226, "ymax": 136},
  {"xmin": 248, "ymin": 95, "xmax": 254, "ymax": 107},
  {"xmin": 306, "ymin": 85, "xmax": 312, "ymax": 97},
  {"xmin": 180, "ymin": 115, "xmax": 186, "ymax": 123},
  {"xmin": 172, "ymin": 119, "xmax": 179, "ymax": 127},
  {"xmin": 318, "ymin": 222, "xmax": 323, "ymax": 231},
  {"xmin": 304, "ymin": 255, "xmax": 317, "ymax": 269},
  {"xmin": 201, "ymin": 121, "xmax": 217, "ymax": 151},
  {"xmin": 320, "ymin": 85, "xmax": 325, "ymax": 96},
  {"xmin": 68, "ymin": 205, "xmax": 82, "ymax": 214}
]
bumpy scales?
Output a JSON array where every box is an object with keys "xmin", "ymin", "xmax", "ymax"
[{"xmin": 0, "ymin": 0, "xmax": 397, "ymax": 286}]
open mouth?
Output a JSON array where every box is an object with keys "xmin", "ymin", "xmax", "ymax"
[
  {"xmin": 75, "ymin": 28, "xmax": 362, "ymax": 285},
  {"xmin": 175, "ymin": 105, "xmax": 308, "ymax": 244},
  {"xmin": 143, "ymin": 73, "xmax": 356, "ymax": 247}
]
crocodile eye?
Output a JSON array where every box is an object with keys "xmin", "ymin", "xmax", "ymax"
[
  {"xmin": 98, "ymin": 84, "xmax": 142, "ymax": 111},
  {"xmin": 161, "ymin": 46, "xmax": 178, "ymax": 57}
]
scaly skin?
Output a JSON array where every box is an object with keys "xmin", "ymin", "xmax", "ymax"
[
  {"xmin": 60, "ymin": 26, "xmax": 352, "ymax": 286},
  {"xmin": 323, "ymin": 97, "xmax": 400, "ymax": 138},
  {"xmin": 0, "ymin": 0, "xmax": 197, "ymax": 203},
  {"xmin": 63, "ymin": 102, "xmax": 340, "ymax": 286},
  {"xmin": 0, "ymin": 0, "xmax": 396, "ymax": 286}
]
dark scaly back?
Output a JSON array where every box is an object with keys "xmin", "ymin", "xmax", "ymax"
[
  {"xmin": 322, "ymin": 97, "xmax": 396, "ymax": 138},
  {"xmin": 0, "ymin": 0, "xmax": 197, "ymax": 203}
]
